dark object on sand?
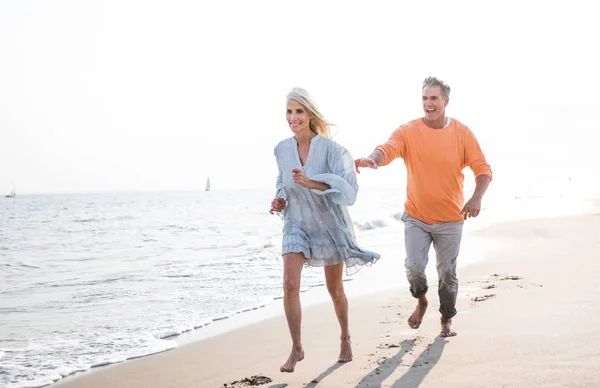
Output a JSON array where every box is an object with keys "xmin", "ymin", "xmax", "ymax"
[{"xmin": 224, "ymin": 374, "xmax": 273, "ymax": 387}]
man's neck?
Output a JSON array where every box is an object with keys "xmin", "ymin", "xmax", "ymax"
[{"xmin": 423, "ymin": 115, "xmax": 447, "ymax": 129}]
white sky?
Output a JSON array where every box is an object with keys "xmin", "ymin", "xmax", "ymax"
[{"xmin": 1, "ymin": 0, "xmax": 598, "ymax": 195}]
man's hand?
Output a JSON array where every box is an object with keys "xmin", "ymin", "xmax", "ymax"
[
  {"xmin": 354, "ymin": 157, "xmax": 378, "ymax": 173},
  {"xmin": 270, "ymin": 197, "xmax": 286, "ymax": 214},
  {"xmin": 460, "ymin": 195, "xmax": 482, "ymax": 219}
]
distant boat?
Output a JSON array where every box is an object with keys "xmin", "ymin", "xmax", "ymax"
[
  {"xmin": 6, "ymin": 184, "xmax": 15, "ymax": 198},
  {"xmin": 205, "ymin": 177, "xmax": 211, "ymax": 192}
]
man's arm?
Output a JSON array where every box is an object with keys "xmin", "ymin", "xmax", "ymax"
[
  {"xmin": 461, "ymin": 174, "xmax": 491, "ymax": 219},
  {"xmin": 366, "ymin": 149, "xmax": 385, "ymax": 167},
  {"xmin": 472, "ymin": 175, "xmax": 491, "ymax": 199},
  {"xmin": 355, "ymin": 126, "xmax": 407, "ymax": 172}
]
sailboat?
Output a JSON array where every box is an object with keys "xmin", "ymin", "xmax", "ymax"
[
  {"xmin": 5, "ymin": 182, "xmax": 16, "ymax": 198},
  {"xmin": 205, "ymin": 177, "xmax": 211, "ymax": 192}
]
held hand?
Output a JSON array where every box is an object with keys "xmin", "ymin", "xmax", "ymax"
[
  {"xmin": 269, "ymin": 197, "xmax": 286, "ymax": 214},
  {"xmin": 354, "ymin": 157, "xmax": 378, "ymax": 173},
  {"xmin": 292, "ymin": 168, "xmax": 312, "ymax": 188},
  {"xmin": 460, "ymin": 195, "xmax": 482, "ymax": 220}
]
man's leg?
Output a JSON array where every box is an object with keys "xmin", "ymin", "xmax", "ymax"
[
  {"xmin": 401, "ymin": 214, "xmax": 433, "ymax": 329},
  {"xmin": 432, "ymin": 220, "xmax": 463, "ymax": 337}
]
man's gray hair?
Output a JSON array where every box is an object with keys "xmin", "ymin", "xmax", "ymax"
[{"xmin": 422, "ymin": 76, "xmax": 451, "ymax": 98}]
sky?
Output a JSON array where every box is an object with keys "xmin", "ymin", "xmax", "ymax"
[{"xmin": 0, "ymin": 0, "xmax": 598, "ymax": 195}]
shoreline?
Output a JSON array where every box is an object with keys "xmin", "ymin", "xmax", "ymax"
[
  {"xmin": 5, "ymin": 189, "xmax": 582, "ymax": 388},
  {"xmin": 53, "ymin": 214, "xmax": 598, "ymax": 388}
]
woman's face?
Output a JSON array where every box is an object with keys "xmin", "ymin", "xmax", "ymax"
[{"xmin": 286, "ymin": 100, "xmax": 311, "ymax": 135}]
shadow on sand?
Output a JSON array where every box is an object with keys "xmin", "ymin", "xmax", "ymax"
[
  {"xmin": 355, "ymin": 337, "xmax": 448, "ymax": 387},
  {"xmin": 302, "ymin": 361, "xmax": 346, "ymax": 387},
  {"xmin": 266, "ymin": 361, "xmax": 345, "ymax": 388}
]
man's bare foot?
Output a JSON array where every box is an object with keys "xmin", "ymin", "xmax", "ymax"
[
  {"xmin": 280, "ymin": 347, "xmax": 304, "ymax": 373},
  {"xmin": 440, "ymin": 317, "xmax": 457, "ymax": 337},
  {"xmin": 338, "ymin": 336, "xmax": 353, "ymax": 363},
  {"xmin": 408, "ymin": 296, "xmax": 428, "ymax": 329}
]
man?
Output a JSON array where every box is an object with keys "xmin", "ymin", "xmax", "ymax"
[{"xmin": 354, "ymin": 77, "xmax": 492, "ymax": 337}]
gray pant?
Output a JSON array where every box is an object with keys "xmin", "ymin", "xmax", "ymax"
[{"xmin": 401, "ymin": 213, "xmax": 464, "ymax": 319}]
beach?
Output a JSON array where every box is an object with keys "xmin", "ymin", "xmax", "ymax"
[
  {"xmin": 3, "ymin": 1, "xmax": 600, "ymax": 387},
  {"xmin": 52, "ymin": 205, "xmax": 600, "ymax": 388},
  {"xmin": 4, "ymin": 186, "xmax": 595, "ymax": 388}
]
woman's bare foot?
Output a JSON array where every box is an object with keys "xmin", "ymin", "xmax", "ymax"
[
  {"xmin": 280, "ymin": 347, "xmax": 304, "ymax": 373},
  {"xmin": 338, "ymin": 336, "xmax": 353, "ymax": 363},
  {"xmin": 408, "ymin": 296, "xmax": 428, "ymax": 329},
  {"xmin": 440, "ymin": 317, "xmax": 457, "ymax": 337}
]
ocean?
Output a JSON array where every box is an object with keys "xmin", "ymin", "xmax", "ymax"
[{"xmin": 1, "ymin": 175, "xmax": 598, "ymax": 388}]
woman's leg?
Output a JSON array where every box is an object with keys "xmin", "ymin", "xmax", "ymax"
[
  {"xmin": 324, "ymin": 261, "xmax": 353, "ymax": 363},
  {"xmin": 281, "ymin": 252, "xmax": 306, "ymax": 373}
]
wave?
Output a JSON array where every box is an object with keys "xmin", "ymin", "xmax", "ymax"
[
  {"xmin": 0, "ymin": 262, "xmax": 41, "ymax": 269},
  {"xmin": 11, "ymin": 297, "xmax": 280, "ymax": 387},
  {"xmin": 1, "ymin": 340, "xmax": 177, "ymax": 388},
  {"xmin": 72, "ymin": 218, "xmax": 100, "ymax": 223},
  {"xmin": 29, "ymin": 276, "xmax": 129, "ymax": 289},
  {"xmin": 72, "ymin": 215, "xmax": 134, "ymax": 223},
  {"xmin": 353, "ymin": 217, "xmax": 393, "ymax": 231}
]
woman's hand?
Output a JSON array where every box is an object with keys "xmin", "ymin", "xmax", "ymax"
[
  {"xmin": 292, "ymin": 168, "xmax": 313, "ymax": 188},
  {"xmin": 270, "ymin": 197, "xmax": 286, "ymax": 214},
  {"xmin": 292, "ymin": 168, "xmax": 331, "ymax": 191},
  {"xmin": 292, "ymin": 168, "xmax": 316, "ymax": 189}
]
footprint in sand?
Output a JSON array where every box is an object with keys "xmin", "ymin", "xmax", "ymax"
[
  {"xmin": 467, "ymin": 279, "xmax": 490, "ymax": 285},
  {"xmin": 490, "ymin": 274, "xmax": 523, "ymax": 281},
  {"xmin": 377, "ymin": 343, "xmax": 400, "ymax": 349},
  {"xmin": 472, "ymin": 294, "xmax": 496, "ymax": 302},
  {"xmin": 517, "ymin": 283, "xmax": 543, "ymax": 289}
]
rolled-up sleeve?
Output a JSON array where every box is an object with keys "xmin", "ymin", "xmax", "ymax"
[
  {"xmin": 464, "ymin": 128, "xmax": 493, "ymax": 180},
  {"xmin": 310, "ymin": 145, "xmax": 358, "ymax": 206},
  {"xmin": 375, "ymin": 125, "xmax": 407, "ymax": 166}
]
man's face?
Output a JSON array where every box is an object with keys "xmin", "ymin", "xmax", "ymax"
[{"xmin": 422, "ymin": 85, "xmax": 448, "ymax": 121}]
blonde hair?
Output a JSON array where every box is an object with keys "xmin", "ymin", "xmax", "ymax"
[{"xmin": 286, "ymin": 87, "xmax": 334, "ymax": 138}]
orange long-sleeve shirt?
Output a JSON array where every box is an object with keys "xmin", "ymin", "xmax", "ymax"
[{"xmin": 376, "ymin": 118, "xmax": 493, "ymax": 224}]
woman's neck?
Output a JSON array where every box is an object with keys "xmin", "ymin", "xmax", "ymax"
[{"xmin": 294, "ymin": 130, "xmax": 317, "ymax": 145}]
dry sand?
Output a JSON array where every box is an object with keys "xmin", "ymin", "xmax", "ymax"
[{"xmin": 54, "ymin": 211, "xmax": 600, "ymax": 388}]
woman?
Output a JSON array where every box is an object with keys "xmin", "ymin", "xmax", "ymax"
[{"xmin": 270, "ymin": 87, "xmax": 380, "ymax": 373}]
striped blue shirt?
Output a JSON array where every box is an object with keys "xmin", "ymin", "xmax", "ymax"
[{"xmin": 273, "ymin": 134, "xmax": 380, "ymax": 275}]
